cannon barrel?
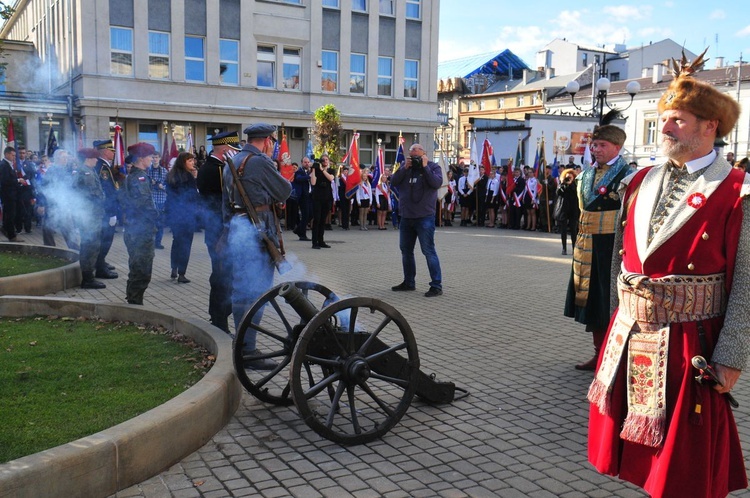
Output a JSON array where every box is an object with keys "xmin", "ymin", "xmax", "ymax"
[{"xmin": 279, "ymin": 282, "xmax": 324, "ymax": 324}]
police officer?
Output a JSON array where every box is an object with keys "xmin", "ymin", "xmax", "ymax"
[
  {"xmin": 73, "ymin": 148, "xmax": 107, "ymax": 289},
  {"xmin": 223, "ymin": 123, "xmax": 291, "ymax": 369},
  {"xmin": 121, "ymin": 142, "xmax": 158, "ymax": 305},
  {"xmin": 196, "ymin": 131, "xmax": 240, "ymax": 333},
  {"xmin": 93, "ymin": 139, "xmax": 119, "ymax": 279}
]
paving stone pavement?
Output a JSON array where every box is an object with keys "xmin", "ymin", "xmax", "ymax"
[{"xmin": 18, "ymin": 222, "xmax": 750, "ymax": 497}]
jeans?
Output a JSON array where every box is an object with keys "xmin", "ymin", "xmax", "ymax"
[
  {"xmin": 399, "ymin": 215, "xmax": 442, "ymax": 290},
  {"xmin": 229, "ymin": 215, "xmax": 275, "ymax": 351}
]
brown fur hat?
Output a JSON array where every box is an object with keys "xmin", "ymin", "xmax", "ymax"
[
  {"xmin": 658, "ymin": 76, "xmax": 740, "ymax": 137},
  {"xmin": 591, "ymin": 125, "xmax": 626, "ymax": 147}
]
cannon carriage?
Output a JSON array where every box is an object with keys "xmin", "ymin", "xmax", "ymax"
[{"xmin": 232, "ymin": 281, "xmax": 462, "ymax": 445}]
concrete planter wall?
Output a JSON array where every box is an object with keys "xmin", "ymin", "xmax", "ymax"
[
  {"xmin": 0, "ymin": 243, "xmax": 81, "ymax": 296},
  {"xmin": 0, "ymin": 297, "xmax": 242, "ymax": 498}
]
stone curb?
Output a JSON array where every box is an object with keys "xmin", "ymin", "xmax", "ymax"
[
  {"xmin": 0, "ymin": 296, "xmax": 242, "ymax": 498},
  {"xmin": 0, "ymin": 243, "xmax": 81, "ymax": 296}
]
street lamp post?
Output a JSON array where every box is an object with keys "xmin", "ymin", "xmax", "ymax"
[{"xmin": 565, "ymin": 62, "xmax": 641, "ymax": 125}]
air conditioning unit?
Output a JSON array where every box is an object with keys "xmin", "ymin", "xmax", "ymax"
[{"xmin": 290, "ymin": 128, "xmax": 304, "ymax": 140}]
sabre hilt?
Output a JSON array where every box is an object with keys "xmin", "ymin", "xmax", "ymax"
[{"xmin": 692, "ymin": 355, "xmax": 739, "ymax": 408}]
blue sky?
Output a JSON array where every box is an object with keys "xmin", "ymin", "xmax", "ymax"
[{"xmin": 438, "ymin": 1, "xmax": 750, "ymax": 68}]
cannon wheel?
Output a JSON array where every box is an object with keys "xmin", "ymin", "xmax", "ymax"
[
  {"xmin": 233, "ymin": 281, "xmax": 338, "ymax": 405},
  {"xmin": 289, "ymin": 297, "xmax": 419, "ymax": 445}
]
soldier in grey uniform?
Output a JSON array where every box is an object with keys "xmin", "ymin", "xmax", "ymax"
[
  {"xmin": 121, "ymin": 142, "xmax": 158, "ymax": 305},
  {"xmin": 72, "ymin": 148, "xmax": 106, "ymax": 289},
  {"xmin": 223, "ymin": 123, "xmax": 291, "ymax": 369}
]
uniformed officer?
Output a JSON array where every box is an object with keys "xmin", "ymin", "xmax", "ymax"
[
  {"xmin": 121, "ymin": 142, "xmax": 158, "ymax": 305},
  {"xmin": 196, "ymin": 130, "xmax": 240, "ymax": 333},
  {"xmin": 223, "ymin": 123, "xmax": 291, "ymax": 369},
  {"xmin": 73, "ymin": 148, "xmax": 107, "ymax": 289},
  {"xmin": 92, "ymin": 139, "xmax": 119, "ymax": 279}
]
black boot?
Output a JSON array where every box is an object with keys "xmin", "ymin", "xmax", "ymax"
[{"xmin": 81, "ymin": 271, "xmax": 106, "ymax": 289}]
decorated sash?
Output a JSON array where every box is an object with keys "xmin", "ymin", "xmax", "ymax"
[
  {"xmin": 588, "ymin": 271, "xmax": 727, "ymax": 447},
  {"xmin": 571, "ymin": 209, "xmax": 618, "ymax": 306}
]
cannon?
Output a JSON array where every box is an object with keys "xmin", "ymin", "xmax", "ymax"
[{"xmin": 232, "ymin": 281, "xmax": 462, "ymax": 445}]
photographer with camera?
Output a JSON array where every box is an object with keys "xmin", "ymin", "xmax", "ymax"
[
  {"xmin": 554, "ymin": 168, "xmax": 580, "ymax": 255},
  {"xmin": 309, "ymin": 153, "xmax": 335, "ymax": 249},
  {"xmin": 390, "ymin": 143, "xmax": 443, "ymax": 297}
]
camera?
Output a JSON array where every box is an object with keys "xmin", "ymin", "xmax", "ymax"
[{"xmin": 410, "ymin": 155, "xmax": 423, "ymax": 171}]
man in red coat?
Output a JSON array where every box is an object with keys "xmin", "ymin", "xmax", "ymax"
[{"xmin": 587, "ymin": 50, "xmax": 749, "ymax": 498}]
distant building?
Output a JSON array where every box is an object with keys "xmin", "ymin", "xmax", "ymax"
[
  {"xmin": 0, "ymin": 0, "xmax": 440, "ymax": 165},
  {"xmin": 436, "ymin": 49, "xmax": 529, "ymax": 162}
]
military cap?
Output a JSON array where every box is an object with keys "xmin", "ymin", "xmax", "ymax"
[
  {"xmin": 127, "ymin": 142, "xmax": 156, "ymax": 158},
  {"xmin": 243, "ymin": 123, "xmax": 277, "ymax": 139},
  {"xmin": 124, "ymin": 154, "xmax": 135, "ymax": 164},
  {"xmin": 77, "ymin": 148, "xmax": 99, "ymax": 160},
  {"xmin": 210, "ymin": 131, "xmax": 241, "ymax": 150},
  {"xmin": 93, "ymin": 139, "xmax": 115, "ymax": 151}
]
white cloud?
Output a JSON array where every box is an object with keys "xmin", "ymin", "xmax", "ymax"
[
  {"xmin": 709, "ymin": 9, "xmax": 726, "ymax": 20},
  {"xmin": 602, "ymin": 5, "xmax": 652, "ymax": 20},
  {"xmin": 737, "ymin": 25, "xmax": 750, "ymax": 38}
]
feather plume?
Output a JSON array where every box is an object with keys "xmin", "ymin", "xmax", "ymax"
[
  {"xmin": 669, "ymin": 47, "xmax": 709, "ymax": 78},
  {"xmin": 599, "ymin": 109, "xmax": 621, "ymax": 126}
]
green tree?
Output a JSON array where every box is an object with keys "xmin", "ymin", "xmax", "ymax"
[
  {"xmin": 0, "ymin": 2, "xmax": 16, "ymax": 76},
  {"xmin": 313, "ymin": 104, "xmax": 342, "ymax": 163}
]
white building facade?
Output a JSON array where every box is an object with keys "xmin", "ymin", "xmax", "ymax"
[{"xmin": 1, "ymin": 0, "xmax": 439, "ymax": 164}]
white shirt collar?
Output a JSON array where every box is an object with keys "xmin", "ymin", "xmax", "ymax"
[{"xmin": 683, "ymin": 149, "xmax": 716, "ymax": 174}]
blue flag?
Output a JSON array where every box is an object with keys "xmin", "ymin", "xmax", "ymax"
[{"xmin": 305, "ymin": 138, "xmax": 314, "ymax": 159}]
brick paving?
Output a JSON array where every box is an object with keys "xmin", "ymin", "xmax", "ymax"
[{"xmin": 17, "ymin": 222, "xmax": 750, "ymax": 497}]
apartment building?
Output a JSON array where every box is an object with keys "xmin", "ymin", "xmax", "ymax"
[{"xmin": 0, "ymin": 0, "xmax": 439, "ymax": 164}]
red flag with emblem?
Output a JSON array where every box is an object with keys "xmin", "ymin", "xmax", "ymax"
[
  {"xmin": 278, "ymin": 131, "xmax": 294, "ymax": 181},
  {"xmin": 344, "ymin": 133, "xmax": 361, "ymax": 199}
]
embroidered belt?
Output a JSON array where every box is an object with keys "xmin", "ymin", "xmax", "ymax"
[
  {"xmin": 617, "ymin": 272, "xmax": 727, "ymax": 324},
  {"xmin": 588, "ymin": 272, "xmax": 727, "ymax": 448},
  {"xmin": 572, "ymin": 209, "xmax": 619, "ymax": 306}
]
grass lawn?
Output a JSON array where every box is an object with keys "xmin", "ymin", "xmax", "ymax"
[
  {"xmin": 0, "ymin": 252, "xmax": 69, "ymax": 277},
  {"xmin": 0, "ymin": 316, "xmax": 214, "ymax": 463}
]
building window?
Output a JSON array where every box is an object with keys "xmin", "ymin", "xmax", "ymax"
[
  {"xmin": 404, "ymin": 59, "xmax": 418, "ymax": 98},
  {"xmin": 517, "ymin": 96, "xmax": 524, "ymax": 107},
  {"xmin": 466, "ymin": 101, "xmax": 473, "ymax": 112},
  {"xmin": 532, "ymin": 93, "xmax": 539, "ymax": 105},
  {"xmin": 220, "ymin": 39, "xmax": 239, "ymax": 85},
  {"xmin": 350, "ymin": 53, "xmax": 366, "ymax": 94},
  {"xmin": 379, "ymin": 0, "xmax": 393, "ymax": 15},
  {"xmin": 405, "ymin": 0, "xmax": 420, "ymax": 19},
  {"xmin": 110, "ymin": 27, "xmax": 133, "ymax": 76},
  {"xmin": 594, "ymin": 54, "xmax": 600, "ymax": 64},
  {"xmin": 378, "ymin": 57, "xmax": 392, "ymax": 96},
  {"xmin": 582, "ymin": 53, "xmax": 588, "ymax": 66},
  {"xmin": 283, "ymin": 48, "xmax": 301, "ymax": 90},
  {"xmin": 610, "ymin": 72, "xmax": 620, "ymax": 82},
  {"xmin": 321, "ymin": 50, "xmax": 338, "ymax": 92},
  {"xmin": 497, "ymin": 98, "xmax": 504, "ymax": 109},
  {"xmin": 322, "ymin": 0, "xmax": 339, "ymax": 7},
  {"xmin": 148, "ymin": 31, "xmax": 170, "ymax": 79},
  {"xmin": 257, "ymin": 45, "xmax": 276, "ymax": 88},
  {"xmin": 479, "ymin": 101, "xmax": 485, "ymax": 110},
  {"xmin": 282, "ymin": 0, "xmax": 302, "ymax": 3},
  {"xmin": 138, "ymin": 123, "xmax": 160, "ymax": 151},
  {"xmin": 645, "ymin": 116, "xmax": 658, "ymax": 145},
  {"xmin": 352, "ymin": 0, "xmax": 366, "ymax": 11},
  {"xmin": 185, "ymin": 36, "xmax": 205, "ymax": 82}
]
